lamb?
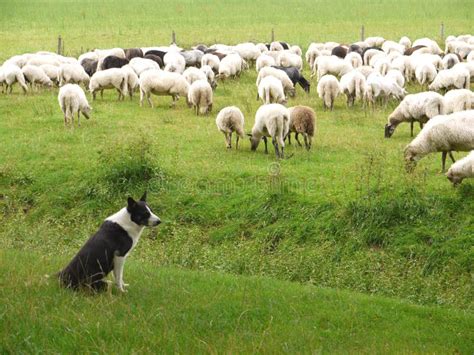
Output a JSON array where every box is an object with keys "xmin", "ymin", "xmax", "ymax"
[
  {"xmin": 183, "ymin": 67, "xmax": 207, "ymax": 85},
  {"xmin": 415, "ymin": 62, "xmax": 437, "ymax": 87},
  {"xmin": 200, "ymin": 65, "xmax": 217, "ymax": 90},
  {"xmin": 2, "ymin": 65, "xmax": 28, "ymax": 94},
  {"xmin": 313, "ymin": 55, "xmax": 352, "ymax": 79},
  {"xmin": 317, "ymin": 74, "xmax": 340, "ymax": 111},
  {"xmin": 59, "ymin": 64, "xmax": 90, "ymax": 88},
  {"xmin": 89, "ymin": 68, "xmax": 128, "ymax": 100},
  {"xmin": 446, "ymin": 151, "xmax": 474, "ymax": 186},
  {"xmin": 256, "ymin": 66, "xmax": 295, "ymax": 97},
  {"xmin": 277, "ymin": 51, "xmax": 303, "ymax": 71},
  {"xmin": 258, "ymin": 75, "xmax": 286, "ymax": 105},
  {"xmin": 385, "ymin": 91, "xmax": 445, "ymax": 138},
  {"xmin": 163, "ymin": 51, "xmax": 186, "ymax": 74},
  {"xmin": 121, "ymin": 65, "xmax": 139, "ymax": 99},
  {"xmin": 201, "ymin": 53, "xmax": 220, "ymax": 73},
  {"xmin": 101, "ymin": 55, "xmax": 129, "ymax": 70},
  {"xmin": 139, "ymin": 70, "xmax": 189, "ymax": 108},
  {"xmin": 404, "ymin": 110, "xmax": 474, "ymax": 172},
  {"xmin": 250, "ymin": 104, "xmax": 290, "ymax": 159},
  {"xmin": 443, "ymin": 89, "xmax": 474, "ymax": 114},
  {"xmin": 21, "ymin": 65, "xmax": 53, "ymax": 88},
  {"xmin": 58, "ymin": 84, "xmax": 92, "ymax": 127},
  {"xmin": 187, "ymin": 79, "xmax": 213, "ymax": 115},
  {"xmin": 215, "ymin": 106, "xmax": 245, "ymax": 149},
  {"xmin": 339, "ymin": 70, "xmax": 367, "ymax": 107},
  {"xmin": 256, "ymin": 54, "xmax": 276, "ymax": 72},
  {"xmin": 128, "ymin": 57, "xmax": 159, "ymax": 76},
  {"xmin": 428, "ymin": 66, "xmax": 470, "ymax": 91},
  {"xmin": 286, "ymin": 105, "xmax": 316, "ymax": 150}
]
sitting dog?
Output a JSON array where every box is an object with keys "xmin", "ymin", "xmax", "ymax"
[{"xmin": 58, "ymin": 192, "xmax": 160, "ymax": 292}]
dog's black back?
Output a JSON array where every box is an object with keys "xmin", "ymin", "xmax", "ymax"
[{"xmin": 58, "ymin": 221, "xmax": 132, "ymax": 291}]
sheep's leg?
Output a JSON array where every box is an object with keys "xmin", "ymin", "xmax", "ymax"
[
  {"xmin": 100, "ymin": 90, "xmax": 104, "ymax": 99},
  {"xmin": 287, "ymin": 133, "xmax": 291, "ymax": 145},
  {"xmin": 303, "ymin": 133, "xmax": 310, "ymax": 151},
  {"xmin": 295, "ymin": 133, "xmax": 303, "ymax": 147},
  {"xmin": 116, "ymin": 89, "xmax": 122, "ymax": 101},
  {"xmin": 448, "ymin": 151, "xmax": 456, "ymax": 163},
  {"xmin": 256, "ymin": 92, "xmax": 259, "ymax": 101},
  {"xmin": 263, "ymin": 136, "xmax": 268, "ymax": 154},
  {"xmin": 63, "ymin": 114, "xmax": 68, "ymax": 127},
  {"xmin": 140, "ymin": 89, "xmax": 144, "ymax": 107},
  {"xmin": 147, "ymin": 92, "xmax": 153, "ymax": 108},
  {"xmin": 92, "ymin": 91, "xmax": 96, "ymax": 101},
  {"xmin": 77, "ymin": 111, "xmax": 81, "ymax": 127},
  {"xmin": 441, "ymin": 151, "xmax": 448, "ymax": 173},
  {"xmin": 235, "ymin": 135, "xmax": 239, "ymax": 150},
  {"xmin": 228, "ymin": 132, "xmax": 232, "ymax": 148},
  {"xmin": 410, "ymin": 121, "xmax": 414, "ymax": 137},
  {"xmin": 272, "ymin": 138, "xmax": 280, "ymax": 159}
]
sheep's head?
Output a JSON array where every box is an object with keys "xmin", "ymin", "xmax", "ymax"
[
  {"xmin": 446, "ymin": 170, "xmax": 463, "ymax": 186},
  {"xmin": 384, "ymin": 123, "xmax": 396, "ymax": 138},
  {"xmin": 248, "ymin": 133, "xmax": 260, "ymax": 151},
  {"xmin": 82, "ymin": 105, "xmax": 92, "ymax": 119},
  {"xmin": 404, "ymin": 146, "xmax": 420, "ymax": 172},
  {"xmin": 287, "ymin": 87, "xmax": 296, "ymax": 97}
]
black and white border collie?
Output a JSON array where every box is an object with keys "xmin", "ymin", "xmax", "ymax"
[{"xmin": 58, "ymin": 192, "xmax": 160, "ymax": 292}]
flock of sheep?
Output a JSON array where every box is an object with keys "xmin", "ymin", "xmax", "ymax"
[{"xmin": 1, "ymin": 33, "xmax": 474, "ymax": 185}]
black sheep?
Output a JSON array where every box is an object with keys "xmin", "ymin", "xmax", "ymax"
[
  {"xmin": 124, "ymin": 48, "xmax": 143, "ymax": 61},
  {"xmin": 143, "ymin": 54, "xmax": 164, "ymax": 67},
  {"xmin": 144, "ymin": 50, "xmax": 167, "ymax": 62},
  {"xmin": 331, "ymin": 46, "xmax": 348, "ymax": 59},
  {"xmin": 101, "ymin": 55, "xmax": 129, "ymax": 70},
  {"xmin": 81, "ymin": 58, "xmax": 98, "ymax": 77},
  {"xmin": 272, "ymin": 66, "xmax": 310, "ymax": 93}
]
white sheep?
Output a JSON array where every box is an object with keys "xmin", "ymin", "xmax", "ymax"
[
  {"xmin": 385, "ymin": 91, "xmax": 445, "ymax": 137},
  {"xmin": 365, "ymin": 72, "xmax": 406, "ymax": 108},
  {"xmin": 128, "ymin": 57, "xmax": 159, "ymax": 77},
  {"xmin": 21, "ymin": 65, "xmax": 53, "ymax": 88},
  {"xmin": 414, "ymin": 62, "xmax": 437, "ymax": 87},
  {"xmin": 215, "ymin": 106, "xmax": 245, "ymax": 149},
  {"xmin": 277, "ymin": 51, "xmax": 303, "ymax": 71},
  {"xmin": 363, "ymin": 49, "xmax": 383, "ymax": 66},
  {"xmin": 270, "ymin": 42, "xmax": 284, "ymax": 51},
  {"xmin": 183, "ymin": 67, "xmax": 207, "ymax": 85},
  {"xmin": 385, "ymin": 69, "xmax": 405, "ymax": 88},
  {"xmin": 258, "ymin": 75, "xmax": 286, "ymax": 105},
  {"xmin": 26, "ymin": 55, "xmax": 61, "ymax": 67},
  {"xmin": 399, "ymin": 36, "xmax": 412, "ymax": 50},
  {"xmin": 405, "ymin": 110, "xmax": 474, "ymax": 172},
  {"xmin": 364, "ymin": 36, "xmax": 385, "ymax": 47},
  {"xmin": 443, "ymin": 89, "xmax": 474, "ymax": 114},
  {"xmin": 442, "ymin": 53, "xmax": 460, "ymax": 69},
  {"xmin": 234, "ymin": 42, "xmax": 261, "ymax": 63},
  {"xmin": 344, "ymin": 52, "xmax": 362, "ymax": 69},
  {"xmin": 452, "ymin": 62, "xmax": 474, "ymax": 82},
  {"xmin": 373, "ymin": 57, "xmax": 392, "ymax": 75},
  {"xmin": 256, "ymin": 66, "xmax": 295, "ymax": 97},
  {"xmin": 58, "ymin": 64, "xmax": 90, "ymax": 88},
  {"xmin": 187, "ymin": 79, "xmax": 213, "ymax": 115},
  {"xmin": 58, "ymin": 83, "xmax": 92, "ymax": 127},
  {"xmin": 95, "ymin": 48, "xmax": 126, "ymax": 71},
  {"xmin": 2, "ymin": 65, "xmax": 28, "ymax": 93},
  {"xmin": 121, "ymin": 65, "xmax": 139, "ymax": 99},
  {"xmin": 89, "ymin": 68, "xmax": 128, "ymax": 100},
  {"xmin": 250, "ymin": 103, "xmax": 290, "ymax": 158},
  {"xmin": 355, "ymin": 65, "xmax": 375, "ymax": 78},
  {"xmin": 256, "ymin": 54, "xmax": 276, "ymax": 72},
  {"xmin": 317, "ymin": 74, "xmax": 340, "ymax": 111},
  {"xmin": 139, "ymin": 70, "xmax": 189, "ymax": 108},
  {"xmin": 305, "ymin": 45, "xmax": 321, "ymax": 69},
  {"xmin": 218, "ymin": 53, "xmax": 245, "ymax": 79},
  {"xmin": 3, "ymin": 54, "xmax": 31, "ymax": 68},
  {"xmin": 40, "ymin": 64, "xmax": 60, "ymax": 85},
  {"xmin": 428, "ymin": 66, "xmax": 470, "ymax": 91},
  {"xmin": 313, "ymin": 55, "xmax": 352, "ymax": 79},
  {"xmin": 340, "ymin": 70, "xmax": 367, "ymax": 107},
  {"xmin": 446, "ymin": 151, "xmax": 474, "ymax": 186},
  {"xmin": 164, "ymin": 51, "xmax": 186, "ymax": 74},
  {"xmin": 382, "ymin": 41, "xmax": 405, "ymax": 55},
  {"xmin": 201, "ymin": 53, "xmax": 220, "ymax": 73},
  {"xmin": 412, "ymin": 38, "xmax": 443, "ymax": 55},
  {"xmin": 200, "ymin": 65, "xmax": 217, "ymax": 90}
]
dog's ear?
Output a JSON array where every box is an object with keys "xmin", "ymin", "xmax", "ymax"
[
  {"xmin": 140, "ymin": 191, "xmax": 147, "ymax": 202},
  {"xmin": 127, "ymin": 197, "xmax": 136, "ymax": 208}
]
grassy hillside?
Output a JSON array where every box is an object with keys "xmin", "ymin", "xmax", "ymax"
[
  {"xmin": 1, "ymin": 250, "xmax": 473, "ymax": 353},
  {"xmin": 0, "ymin": 0, "xmax": 473, "ymax": 316}
]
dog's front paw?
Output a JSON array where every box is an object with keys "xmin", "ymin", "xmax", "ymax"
[{"xmin": 116, "ymin": 282, "xmax": 128, "ymax": 293}]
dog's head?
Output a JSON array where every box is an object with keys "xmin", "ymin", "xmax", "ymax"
[{"xmin": 127, "ymin": 192, "xmax": 161, "ymax": 227}]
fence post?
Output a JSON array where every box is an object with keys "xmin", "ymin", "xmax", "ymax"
[
  {"xmin": 57, "ymin": 35, "xmax": 62, "ymax": 55},
  {"xmin": 360, "ymin": 25, "xmax": 365, "ymax": 42},
  {"xmin": 171, "ymin": 30, "xmax": 176, "ymax": 44},
  {"xmin": 440, "ymin": 23, "xmax": 445, "ymax": 42},
  {"xmin": 271, "ymin": 28, "xmax": 275, "ymax": 42}
]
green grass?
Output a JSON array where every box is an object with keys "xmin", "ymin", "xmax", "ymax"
[
  {"xmin": 0, "ymin": 0, "xmax": 473, "ymax": 350},
  {"xmin": 1, "ymin": 249, "xmax": 473, "ymax": 353}
]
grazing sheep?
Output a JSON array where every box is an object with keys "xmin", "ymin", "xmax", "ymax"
[
  {"xmin": 95, "ymin": 48, "xmax": 126, "ymax": 72},
  {"xmin": 373, "ymin": 58, "xmax": 391, "ymax": 75},
  {"xmin": 270, "ymin": 42, "xmax": 284, "ymax": 51},
  {"xmin": 215, "ymin": 106, "xmax": 245, "ymax": 149},
  {"xmin": 331, "ymin": 46, "xmax": 348, "ymax": 59},
  {"xmin": 139, "ymin": 70, "xmax": 189, "ymax": 108},
  {"xmin": 26, "ymin": 55, "xmax": 60, "ymax": 67},
  {"xmin": 164, "ymin": 51, "xmax": 186, "ymax": 74},
  {"xmin": 80, "ymin": 58, "xmax": 98, "ymax": 77},
  {"xmin": 363, "ymin": 48, "xmax": 383, "ymax": 66},
  {"xmin": 428, "ymin": 66, "xmax": 470, "ymax": 91},
  {"xmin": 200, "ymin": 65, "xmax": 217, "ymax": 90},
  {"xmin": 21, "ymin": 65, "xmax": 53, "ymax": 88},
  {"xmin": 286, "ymin": 105, "xmax": 316, "ymax": 150},
  {"xmin": 89, "ymin": 68, "xmax": 128, "ymax": 100},
  {"xmin": 356, "ymin": 65, "xmax": 375, "ymax": 78},
  {"xmin": 218, "ymin": 53, "xmax": 245, "ymax": 79},
  {"xmin": 58, "ymin": 84, "xmax": 92, "ymax": 127},
  {"xmin": 381, "ymin": 41, "xmax": 405, "ymax": 55},
  {"xmin": 183, "ymin": 67, "xmax": 207, "ymax": 85},
  {"xmin": 365, "ymin": 36, "xmax": 385, "ymax": 47},
  {"xmin": 59, "ymin": 64, "xmax": 90, "ymax": 88},
  {"xmin": 124, "ymin": 48, "xmax": 144, "ymax": 61},
  {"xmin": 250, "ymin": 104, "xmax": 290, "ymax": 158},
  {"xmin": 258, "ymin": 75, "xmax": 286, "ymax": 105},
  {"xmin": 412, "ymin": 38, "xmax": 443, "ymax": 55},
  {"xmin": 317, "ymin": 74, "xmax": 340, "ymax": 111},
  {"xmin": 415, "ymin": 62, "xmax": 437, "ymax": 87},
  {"xmin": 452, "ymin": 62, "xmax": 474, "ymax": 82},
  {"xmin": 277, "ymin": 51, "xmax": 303, "ymax": 71},
  {"xmin": 101, "ymin": 55, "xmax": 129, "ymax": 70},
  {"xmin": 305, "ymin": 45, "xmax": 321, "ymax": 69},
  {"xmin": 180, "ymin": 50, "xmax": 204, "ymax": 67},
  {"xmin": 187, "ymin": 79, "xmax": 213, "ymax": 115},
  {"xmin": 2, "ymin": 65, "xmax": 28, "ymax": 93},
  {"xmin": 289, "ymin": 45, "xmax": 302, "ymax": 56},
  {"xmin": 443, "ymin": 89, "xmax": 474, "ymax": 114},
  {"xmin": 344, "ymin": 52, "xmax": 363, "ymax": 69},
  {"xmin": 40, "ymin": 64, "xmax": 60, "ymax": 85},
  {"xmin": 129, "ymin": 57, "xmax": 159, "ymax": 76},
  {"xmin": 256, "ymin": 54, "xmax": 276, "ymax": 72},
  {"xmin": 365, "ymin": 72, "xmax": 406, "ymax": 108},
  {"xmin": 399, "ymin": 36, "xmax": 412, "ymax": 50},
  {"xmin": 405, "ymin": 110, "xmax": 474, "ymax": 172},
  {"xmin": 234, "ymin": 43, "xmax": 261, "ymax": 63},
  {"xmin": 385, "ymin": 91, "xmax": 445, "ymax": 138},
  {"xmin": 121, "ymin": 65, "xmax": 139, "ymax": 99},
  {"xmin": 446, "ymin": 151, "xmax": 474, "ymax": 186},
  {"xmin": 442, "ymin": 53, "xmax": 460, "ymax": 69},
  {"xmin": 340, "ymin": 70, "xmax": 367, "ymax": 107},
  {"xmin": 313, "ymin": 55, "xmax": 352, "ymax": 79},
  {"xmin": 272, "ymin": 66, "xmax": 310, "ymax": 93},
  {"xmin": 143, "ymin": 54, "xmax": 163, "ymax": 68},
  {"xmin": 78, "ymin": 51, "xmax": 99, "ymax": 65},
  {"xmin": 385, "ymin": 69, "xmax": 405, "ymax": 88},
  {"xmin": 201, "ymin": 53, "xmax": 220, "ymax": 73},
  {"xmin": 256, "ymin": 66, "xmax": 295, "ymax": 97}
]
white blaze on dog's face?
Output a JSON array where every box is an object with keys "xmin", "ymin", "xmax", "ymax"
[
  {"xmin": 127, "ymin": 192, "xmax": 161, "ymax": 227},
  {"xmin": 145, "ymin": 205, "xmax": 161, "ymax": 226}
]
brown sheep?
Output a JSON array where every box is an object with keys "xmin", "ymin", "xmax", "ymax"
[{"xmin": 286, "ymin": 105, "xmax": 316, "ymax": 150}]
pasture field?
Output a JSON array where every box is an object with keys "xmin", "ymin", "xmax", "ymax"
[{"xmin": 0, "ymin": 0, "xmax": 473, "ymax": 352}]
